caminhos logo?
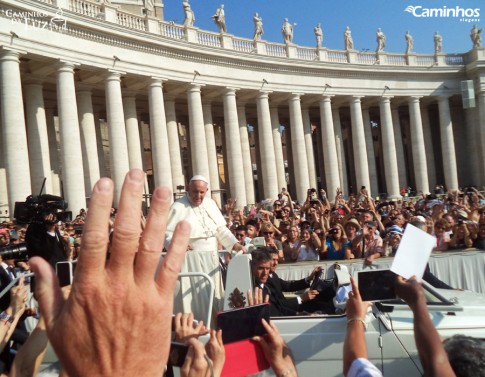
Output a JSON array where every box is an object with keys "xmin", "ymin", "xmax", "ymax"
[{"xmin": 405, "ymin": 5, "xmax": 480, "ymax": 22}]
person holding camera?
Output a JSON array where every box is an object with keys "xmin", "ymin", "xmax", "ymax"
[
  {"xmin": 449, "ymin": 221, "xmax": 474, "ymax": 249},
  {"xmin": 352, "ymin": 221, "xmax": 384, "ymax": 265},
  {"xmin": 321, "ymin": 224, "xmax": 352, "ymax": 260},
  {"xmin": 291, "ymin": 226, "xmax": 321, "ymax": 261},
  {"xmin": 382, "ymin": 226, "xmax": 402, "ymax": 257}
]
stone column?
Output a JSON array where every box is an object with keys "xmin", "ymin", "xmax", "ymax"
[
  {"xmin": 0, "ymin": 117, "xmax": 7, "ymax": 215},
  {"xmin": 270, "ymin": 106, "xmax": 287, "ymax": 191},
  {"xmin": 478, "ymin": 92, "xmax": 485, "ymax": 186},
  {"xmin": 391, "ymin": 107, "xmax": 408, "ymax": 188},
  {"xmin": 408, "ymin": 96, "xmax": 429, "ymax": 194},
  {"xmin": 302, "ymin": 107, "xmax": 317, "ymax": 189},
  {"xmin": 148, "ymin": 78, "xmax": 173, "ymax": 191},
  {"xmin": 187, "ymin": 84, "xmax": 210, "ymax": 180},
  {"xmin": 45, "ymin": 108, "xmax": 61, "ymax": 196},
  {"xmin": 319, "ymin": 96, "xmax": 341, "ymax": 200},
  {"xmin": 438, "ymin": 96, "xmax": 459, "ymax": 190},
  {"xmin": 122, "ymin": 94, "xmax": 143, "ymax": 170},
  {"xmin": 24, "ymin": 80, "xmax": 53, "ymax": 195},
  {"xmin": 421, "ymin": 104, "xmax": 437, "ymax": 189},
  {"xmin": 362, "ymin": 107, "xmax": 378, "ymax": 195},
  {"xmin": 165, "ymin": 97, "xmax": 185, "ymax": 192},
  {"xmin": 77, "ymin": 88, "xmax": 100, "ymax": 196},
  {"xmin": 57, "ymin": 61, "xmax": 86, "ymax": 213},
  {"xmin": 288, "ymin": 93, "xmax": 310, "ymax": 203},
  {"xmin": 379, "ymin": 97, "xmax": 400, "ymax": 199},
  {"xmin": 222, "ymin": 88, "xmax": 247, "ymax": 206},
  {"xmin": 332, "ymin": 107, "xmax": 348, "ymax": 197},
  {"xmin": 256, "ymin": 92, "xmax": 279, "ymax": 199},
  {"xmin": 0, "ymin": 50, "xmax": 31, "ymax": 216},
  {"xmin": 94, "ymin": 112, "xmax": 107, "ymax": 178},
  {"xmin": 349, "ymin": 97, "xmax": 371, "ymax": 192},
  {"xmin": 105, "ymin": 70, "xmax": 130, "ymax": 206},
  {"xmin": 237, "ymin": 104, "xmax": 255, "ymax": 204},
  {"xmin": 202, "ymin": 101, "xmax": 222, "ymax": 207}
]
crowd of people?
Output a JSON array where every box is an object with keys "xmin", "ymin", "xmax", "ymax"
[
  {"xmin": 223, "ymin": 186, "xmax": 485, "ymax": 266},
  {"xmin": 0, "ymin": 172, "xmax": 484, "ymax": 376}
]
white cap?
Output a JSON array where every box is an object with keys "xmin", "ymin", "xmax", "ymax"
[{"xmin": 190, "ymin": 175, "xmax": 209, "ymax": 184}]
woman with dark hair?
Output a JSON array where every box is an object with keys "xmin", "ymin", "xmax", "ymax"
[
  {"xmin": 291, "ymin": 227, "xmax": 320, "ymax": 261},
  {"xmin": 322, "ymin": 223, "xmax": 352, "ymax": 260}
]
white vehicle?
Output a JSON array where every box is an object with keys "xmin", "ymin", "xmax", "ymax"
[{"xmin": 219, "ymin": 254, "xmax": 485, "ymax": 377}]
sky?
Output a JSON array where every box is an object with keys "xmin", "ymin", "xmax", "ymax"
[{"xmin": 163, "ymin": 0, "xmax": 483, "ymax": 54}]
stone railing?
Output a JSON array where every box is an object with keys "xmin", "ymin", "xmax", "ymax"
[
  {"xmin": 116, "ymin": 9, "xmax": 146, "ymax": 31},
  {"xmin": 29, "ymin": 0, "xmax": 470, "ymax": 67},
  {"xmin": 70, "ymin": 0, "xmax": 99, "ymax": 18}
]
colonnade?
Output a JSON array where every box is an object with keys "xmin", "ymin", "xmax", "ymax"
[{"xmin": 0, "ymin": 48, "xmax": 476, "ymax": 217}]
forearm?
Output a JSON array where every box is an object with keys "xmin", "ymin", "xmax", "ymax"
[
  {"xmin": 10, "ymin": 318, "xmax": 49, "ymax": 377},
  {"xmin": 0, "ymin": 307, "xmax": 25, "ymax": 352},
  {"xmin": 343, "ymin": 321, "xmax": 367, "ymax": 376},
  {"xmin": 411, "ymin": 303, "xmax": 455, "ymax": 377}
]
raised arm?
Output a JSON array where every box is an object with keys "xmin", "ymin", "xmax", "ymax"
[{"xmin": 395, "ymin": 276, "xmax": 456, "ymax": 377}]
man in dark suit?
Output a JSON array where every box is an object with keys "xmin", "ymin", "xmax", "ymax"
[
  {"xmin": 254, "ymin": 247, "xmax": 320, "ymax": 316},
  {"xmin": 0, "ymin": 254, "xmax": 29, "ymax": 374}
]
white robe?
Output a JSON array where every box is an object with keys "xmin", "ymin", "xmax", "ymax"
[{"xmin": 165, "ymin": 195, "xmax": 237, "ymax": 324}]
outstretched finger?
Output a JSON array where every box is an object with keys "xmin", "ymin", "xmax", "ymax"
[
  {"xmin": 29, "ymin": 257, "xmax": 65, "ymax": 332},
  {"xmin": 350, "ymin": 276, "xmax": 361, "ymax": 301},
  {"xmin": 156, "ymin": 220, "xmax": 190, "ymax": 296},
  {"xmin": 135, "ymin": 186, "xmax": 172, "ymax": 285},
  {"xmin": 247, "ymin": 289, "xmax": 254, "ymax": 306},
  {"xmin": 108, "ymin": 169, "xmax": 145, "ymax": 280},
  {"xmin": 75, "ymin": 177, "xmax": 113, "ymax": 281}
]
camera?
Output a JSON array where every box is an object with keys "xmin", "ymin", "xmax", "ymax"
[
  {"xmin": 14, "ymin": 194, "xmax": 71, "ymax": 225},
  {"xmin": 330, "ymin": 228, "xmax": 338, "ymax": 234},
  {"xmin": 0, "ymin": 243, "xmax": 29, "ymax": 261}
]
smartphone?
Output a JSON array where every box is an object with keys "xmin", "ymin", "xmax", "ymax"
[
  {"xmin": 217, "ymin": 304, "xmax": 270, "ymax": 344},
  {"xmin": 357, "ymin": 269, "xmax": 397, "ymax": 302},
  {"xmin": 310, "ymin": 269, "xmax": 323, "ymax": 290},
  {"xmin": 56, "ymin": 261, "xmax": 77, "ymax": 287},
  {"xmin": 168, "ymin": 342, "xmax": 189, "ymax": 367}
]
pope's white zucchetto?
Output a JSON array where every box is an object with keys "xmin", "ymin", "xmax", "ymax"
[{"xmin": 190, "ymin": 175, "xmax": 209, "ymax": 184}]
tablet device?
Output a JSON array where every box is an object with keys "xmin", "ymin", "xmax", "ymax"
[
  {"xmin": 357, "ymin": 269, "xmax": 397, "ymax": 302},
  {"xmin": 217, "ymin": 303, "xmax": 270, "ymax": 344}
]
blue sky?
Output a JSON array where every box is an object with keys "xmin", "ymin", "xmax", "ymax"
[{"xmin": 163, "ymin": 0, "xmax": 482, "ymax": 54}]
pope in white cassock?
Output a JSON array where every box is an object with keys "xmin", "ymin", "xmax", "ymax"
[{"xmin": 164, "ymin": 175, "xmax": 246, "ymax": 323}]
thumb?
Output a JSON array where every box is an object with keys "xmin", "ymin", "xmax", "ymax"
[{"xmin": 29, "ymin": 257, "xmax": 65, "ymax": 331}]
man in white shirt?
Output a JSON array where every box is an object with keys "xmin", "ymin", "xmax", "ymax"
[{"xmin": 165, "ymin": 175, "xmax": 245, "ymax": 322}]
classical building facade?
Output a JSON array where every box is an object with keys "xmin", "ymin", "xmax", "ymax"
[{"xmin": 1, "ymin": 0, "xmax": 484, "ymax": 217}]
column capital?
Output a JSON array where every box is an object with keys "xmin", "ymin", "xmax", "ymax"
[
  {"xmin": 0, "ymin": 47, "xmax": 26, "ymax": 61},
  {"xmin": 408, "ymin": 95, "xmax": 422, "ymax": 103},
  {"xmin": 223, "ymin": 87, "xmax": 239, "ymax": 95},
  {"xmin": 290, "ymin": 93, "xmax": 304, "ymax": 100},
  {"xmin": 320, "ymin": 95, "xmax": 334, "ymax": 103},
  {"xmin": 350, "ymin": 96, "xmax": 363, "ymax": 104},
  {"xmin": 257, "ymin": 91, "xmax": 271, "ymax": 99},
  {"xmin": 187, "ymin": 83, "xmax": 205, "ymax": 92},
  {"xmin": 105, "ymin": 69, "xmax": 126, "ymax": 81},
  {"xmin": 56, "ymin": 60, "xmax": 80, "ymax": 73},
  {"xmin": 149, "ymin": 76, "xmax": 168, "ymax": 85},
  {"xmin": 380, "ymin": 96, "xmax": 394, "ymax": 103}
]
